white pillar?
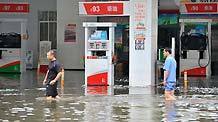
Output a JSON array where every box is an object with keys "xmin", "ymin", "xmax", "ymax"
[
  {"xmin": 84, "ymin": 27, "xmax": 88, "ymax": 86},
  {"xmin": 109, "ymin": 27, "xmax": 115, "ymax": 86},
  {"xmin": 21, "ymin": 20, "xmax": 27, "ymax": 73},
  {"xmin": 129, "ymin": 0, "xmax": 158, "ymax": 87}
]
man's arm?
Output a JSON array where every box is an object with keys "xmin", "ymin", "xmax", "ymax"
[
  {"xmin": 43, "ymin": 70, "xmax": 49, "ymax": 85},
  {"xmin": 163, "ymin": 59, "xmax": 170, "ymax": 85},
  {"xmin": 53, "ymin": 72, "xmax": 62, "ymax": 82},
  {"xmin": 163, "ymin": 70, "xmax": 169, "ymax": 85},
  {"xmin": 50, "ymin": 71, "xmax": 62, "ymax": 85}
]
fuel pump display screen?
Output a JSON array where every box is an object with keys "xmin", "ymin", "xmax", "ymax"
[
  {"xmin": 96, "ymin": 42, "xmax": 101, "ymax": 49},
  {"xmin": 88, "ymin": 41, "xmax": 108, "ymax": 50},
  {"xmin": 101, "ymin": 43, "xmax": 107, "ymax": 49},
  {"xmin": 89, "ymin": 42, "xmax": 95, "ymax": 49}
]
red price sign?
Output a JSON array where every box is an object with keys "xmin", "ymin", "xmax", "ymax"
[
  {"xmin": 83, "ymin": 3, "xmax": 123, "ymax": 15},
  {"xmin": 0, "ymin": 3, "xmax": 29, "ymax": 13},
  {"xmin": 185, "ymin": 3, "xmax": 217, "ymax": 13}
]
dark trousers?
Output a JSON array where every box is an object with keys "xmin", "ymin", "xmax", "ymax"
[{"xmin": 46, "ymin": 81, "xmax": 58, "ymax": 98}]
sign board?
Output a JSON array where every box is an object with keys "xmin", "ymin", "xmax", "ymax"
[
  {"xmin": 79, "ymin": 1, "xmax": 130, "ymax": 16},
  {"xmin": 132, "ymin": 1, "xmax": 146, "ymax": 50},
  {"xmin": 158, "ymin": 14, "xmax": 178, "ymax": 25},
  {"xmin": 0, "ymin": 3, "xmax": 29, "ymax": 13},
  {"xmin": 64, "ymin": 24, "xmax": 76, "ymax": 43},
  {"xmin": 180, "ymin": 2, "xmax": 218, "ymax": 14}
]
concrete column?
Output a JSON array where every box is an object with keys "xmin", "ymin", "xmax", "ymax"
[
  {"xmin": 129, "ymin": 0, "xmax": 158, "ymax": 87},
  {"xmin": 21, "ymin": 20, "xmax": 28, "ymax": 72}
]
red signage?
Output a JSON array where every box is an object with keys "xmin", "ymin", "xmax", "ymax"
[
  {"xmin": 185, "ymin": 3, "xmax": 217, "ymax": 13},
  {"xmin": 0, "ymin": 3, "xmax": 29, "ymax": 13},
  {"xmin": 83, "ymin": 3, "xmax": 123, "ymax": 15}
]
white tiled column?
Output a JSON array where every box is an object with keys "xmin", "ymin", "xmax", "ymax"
[{"xmin": 129, "ymin": 0, "xmax": 158, "ymax": 87}]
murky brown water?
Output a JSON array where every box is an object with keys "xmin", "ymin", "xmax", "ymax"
[{"xmin": 0, "ymin": 71, "xmax": 217, "ymax": 122}]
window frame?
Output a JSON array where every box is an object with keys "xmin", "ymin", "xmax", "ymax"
[{"xmin": 39, "ymin": 11, "xmax": 57, "ymax": 49}]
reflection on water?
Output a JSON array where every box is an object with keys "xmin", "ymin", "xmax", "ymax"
[
  {"xmin": 0, "ymin": 70, "xmax": 217, "ymax": 121},
  {"xmin": 86, "ymin": 86, "xmax": 109, "ymax": 95},
  {"xmin": 162, "ymin": 101, "xmax": 176, "ymax": 122}
]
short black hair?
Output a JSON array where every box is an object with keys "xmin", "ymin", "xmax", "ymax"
[
  {"xmin": 164, "ymin": 47, "xmax": 172, "ymax": 54},
  {"xmin": 48, "ymin": 49, "xmax": 57, "ymax": 58}
]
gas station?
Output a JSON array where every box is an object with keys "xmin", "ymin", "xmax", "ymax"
[
  {"xmin": 0, "ymin": 0, "xmax": 218, "ymax": 121},
  {"xmin": 1, "ymin": 0, "xmax": 218, "ymax": 86},
  {"xmin": 0, "ymin": 0, "xmax": 216, "ymax": 86}
]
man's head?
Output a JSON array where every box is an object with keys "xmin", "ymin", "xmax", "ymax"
[
  {"xmin": 163, "ymin": 47, "xmax": 172, "ymax": 58},
  {"xmin": 47, "ymin": 50, "xmax": 56, "ymax": 61}
]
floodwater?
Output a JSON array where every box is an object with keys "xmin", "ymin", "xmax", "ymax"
[{"xmin": 0, "ymin": 71, "xmax": 217, "ymax": 122}]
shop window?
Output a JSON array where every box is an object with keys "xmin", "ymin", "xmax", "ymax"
[{"xmin": 39, "ymin": 11, "xmax": 57, "ymax": 49}]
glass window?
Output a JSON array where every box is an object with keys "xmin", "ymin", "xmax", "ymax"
[
  {"xmin": 49, "ymin": 22, "xmax": 57, "ymax": 48},
  {"xmin": 49, "ymin": 11, "xmax": 57, "ymax": 21},
  {"xmin": 40, "ymin": 23, "xmax": 48, "ymax": 41},
  {"xmin": 39, "ymin": 11, "xmax": 57, "ymax": 49},
  {"xmin": 39, "ymin": 11, "xmax": 48, "ymax": 21}
]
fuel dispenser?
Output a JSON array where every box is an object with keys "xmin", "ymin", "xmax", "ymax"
[
  {"xmin": 83, "ymin": 22, "xmax": 116, "ymax": 86},
  {"xmin": 0, "ymin": 19, "xmax": 27, "ymax": 73},
  {"xmin": 0, "ymin": 33, "xmax": 22, "ymax": 73},
  {"xmin": 180, "ymin": 19, "xmax": 211, "ymax": 77}
]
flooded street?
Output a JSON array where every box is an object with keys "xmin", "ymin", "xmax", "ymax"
[{"xmin": 0, "ymin": 71, "xmax": 218, "ymax": 122}]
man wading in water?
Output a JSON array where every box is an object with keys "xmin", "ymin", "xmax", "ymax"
[
  {"xmin": 163, "ymin": 48, "xmax": 177, "ymax": 101},
  {"xmin": 43, "ymin": 50, "xmax": 62, "ymax": 100}
]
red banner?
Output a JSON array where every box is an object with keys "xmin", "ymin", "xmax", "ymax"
[
  {"xmin": 184, "ymin": 3, "xmax": 217, "ymax": 13},
  {"xmin": 83, "ymin": 3, "xmax": 123, "ymax": 15},
  {"xmin": 0, "ymin": 3, "xmax": 29, "ymax": 13}
]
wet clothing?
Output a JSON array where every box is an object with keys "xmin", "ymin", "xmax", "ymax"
[
  {"xmin": 163, "ymin": 56, "xmax": 177, "ymax": 82},
  {"xmin": 46, "ymin": 60, "xmax": 61, "ymax": 97},
  {"xmin": 163, "ymin": 56, "xmax": 177, "ymax": 91},
  {"xmin": 47, "ymin": 60, "xmax": 62, "ymax": 82},
  {"xmin": 46, "ymin": 83, "xmax": 58, "ymax": 98},
  {"xmin": 165, "ymin": 82, "xmax": 176, "ymax": 91}
]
